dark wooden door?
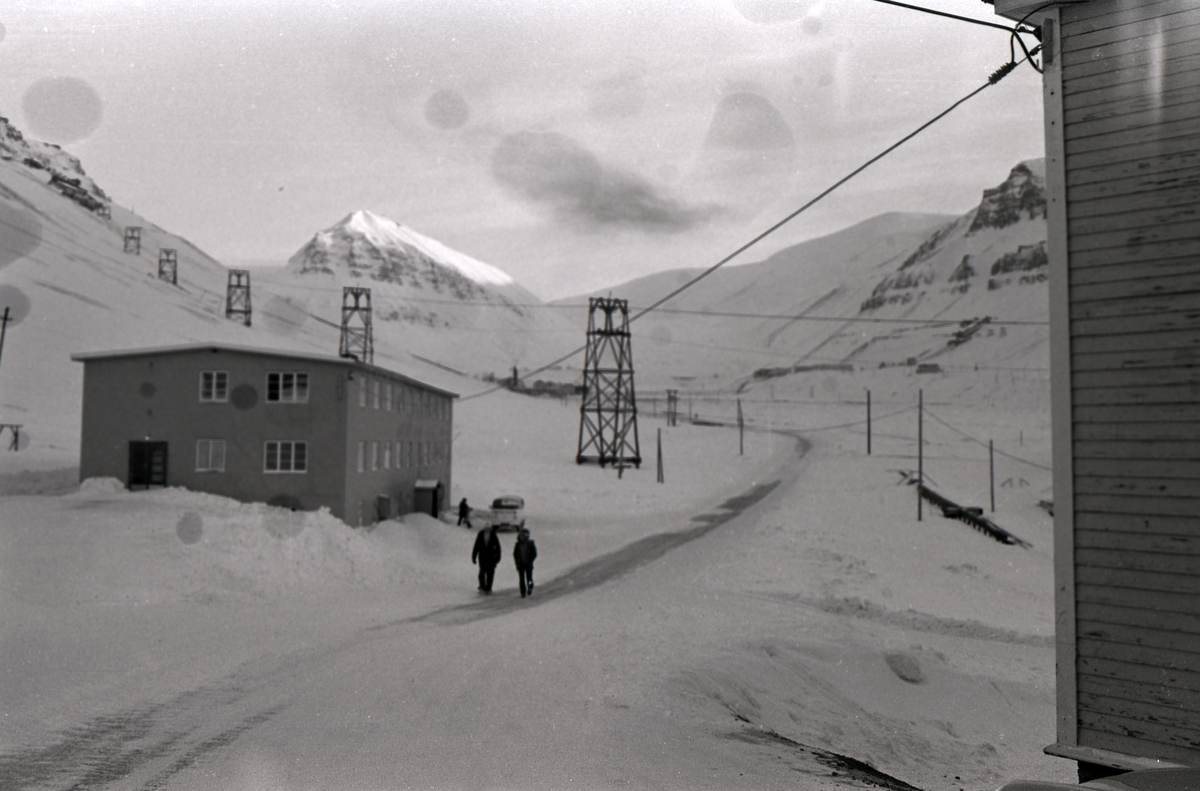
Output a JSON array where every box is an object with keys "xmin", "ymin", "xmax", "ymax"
[{"xmin": 128, "ymin": 441, "xmax": 168, "ymax": 489}]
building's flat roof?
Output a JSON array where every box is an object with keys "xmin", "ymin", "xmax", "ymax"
[{"xmin": 70, "ymin": 342, "xmax": 459, "ymax": 398}]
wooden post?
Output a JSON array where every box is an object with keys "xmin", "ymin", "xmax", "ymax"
[
  {"xmin": 918, "ymin": 389, "xmax": 923, "ymax": 522},
  {"xmin": 0, "ymin": 307, "xmax": 10, "ymax": 374},
  {"xmin": 990, "ymin": 439, "xmax": 996, "ymax": 512},
  {"xmin": 657, "ymin": 428, "xmax": 664, "ymax": 484},
  {"xmin": 866, "ymin": 389, "xmax": 871, "ymax": 455},
  {"xmin": 737, "ymin": 398, "xmax": 744, "ymax": 456}
]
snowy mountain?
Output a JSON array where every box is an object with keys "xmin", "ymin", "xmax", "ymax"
[{"xmin": 287, "ymin": 210, "xmax": 529, "ymax": 300}]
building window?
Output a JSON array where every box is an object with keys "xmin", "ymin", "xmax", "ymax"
[
  {"xmin": 265, "ymin": 441, "xmax": 307, "ymax": 473},
  {"xmin": 267, "ymin": 372, "xmax": 309, "ymax": 403},
  {"xmin": 196, "ymin": 439, "xmax": 226, "ymax": 471},
  {"xmin": 395, "ymin": 441, "xmax": 402, "ymax": 468},
  {"xmin": 406, "ymin": 440, "xmax": 414, "ymax": 468},
  {"xmin": 372, "ymin": 379, "xmax": 380, "ymax": 409},
  {"xmin": 385, "ymin": 383, "xmax": 392, "ymax": 411},
  {"xmin": 359, "ymin": 375, "xmax": 367, "ymax": 407},
  {"xmin": 383, "ymin": 442, "xmax": 391, "ymax": 469},
  {"xmin": 200, "ymin": 371, "xmax": 228, "ymax": 402},
  {"xmin": 371, "ymin": 440, "xmax": 379, "ymax": 471},
  {"xmin": 358, "ymin": 441, "xmax": 365, "ymax": 473}
]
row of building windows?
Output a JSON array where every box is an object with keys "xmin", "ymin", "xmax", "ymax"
[
  {"xmin": 198, "ymin": 369, "xmax": 448, "ymax": 419},
  {"xmin": 356, "ymin": 439, "xmax": 447, "ymax": 472},
  {"xmin": 199, "ymin": 370, "xmax": 309, "ymax": 404},
  {"xmin": 194, "ymin": 439, "xmax": 307, "ymax": 473},
  {"xmin": 194, "ymin": 439, "xmax": 443, "ymax": 474},
  {"xmin": 357, "ymin": 375, "xmax": 448, "ymax": 420}
]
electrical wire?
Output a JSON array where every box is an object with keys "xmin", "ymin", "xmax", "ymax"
[
  {"xmin": 922, "ymin": 406, "xmax": 1051, "ymax": 470},
  {"xmin": 866, "ymin": 0, "xmax": 1024, "ymax": 34}
]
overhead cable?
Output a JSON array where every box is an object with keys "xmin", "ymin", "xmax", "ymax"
[{"xmin": 459, "ymin": 57, "xmax": 1026, "ymax": 402}]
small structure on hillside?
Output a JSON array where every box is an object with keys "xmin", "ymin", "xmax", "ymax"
[{"xmin": 71, "ymin": 342, "xmax": 456, "ymax": 526}]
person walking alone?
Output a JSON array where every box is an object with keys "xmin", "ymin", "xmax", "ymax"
[
  {"xmin": 457, "ymin": 497, "xmax": 472, "ymax": 528},
  {"xmin": 471, "ymin": 524, "xmax": 501, "ymax": 593},
  {"xmin": 513, "ymin": 527, "xmax": 537, "ymax": 598}
]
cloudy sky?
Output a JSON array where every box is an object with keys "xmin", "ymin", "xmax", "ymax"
[{"xmin": 1, "ymin": 0, "xmax": 1044, "ymax": 299}]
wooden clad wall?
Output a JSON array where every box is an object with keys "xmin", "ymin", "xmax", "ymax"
[{"xmin": 1060, "ymin": 0, "xmax": 1200, "ymax": 766}]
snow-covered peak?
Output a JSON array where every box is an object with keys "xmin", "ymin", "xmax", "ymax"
[{"xmin": 341, "ymin": 210, "xmax": 514, "ymax": 286}]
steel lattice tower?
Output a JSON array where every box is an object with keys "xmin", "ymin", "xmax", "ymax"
[
  {"xmin": 339, "ymin": 286, "xmax": 373, "ymax": 365},
  {"xmin": 124, "ymin": 226, "xmax": 142, "ymax": 254},
  {"xmin": 226, "ymin": 269, "xmax": 251, "ymax": 326},
  {"xmin": 576, "ymin": 297, "xmax": 641, "ymax": 468},
  {"xmin": 157, "ymin": 249, "xmax": 177, "ymax": 285}
]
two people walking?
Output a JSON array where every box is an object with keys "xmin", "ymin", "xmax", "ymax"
[{"xmin": 470, "ymin": 523, "xmax": 537, "ymax": 598}]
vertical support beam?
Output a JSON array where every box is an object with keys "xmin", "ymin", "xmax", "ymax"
[
  {"xmin": 657, "ymin": 428, "xmax": 664, "ymax": 484},
  {"xmin": 866, "ymin": 389, "xmax": 872, "ymax": 455},
  {"xmin": 737, "ymin": 398, "xmax": 744, "ymax": 456},
  {"xmin": 918, "ymin": 389, "xmax": 924, "ymax": 522},
  {"xmin": 1041, "ymin": 6, "xmax": 1078, "ymax": 749},
  {"xmin": 990, "ymin": 439, "xmax": 996, "ymax": 513}
]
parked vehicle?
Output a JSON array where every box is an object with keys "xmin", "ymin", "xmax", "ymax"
[{"xmin": 490, "ymin": 495, "xmax": 525, "ymax": 531}]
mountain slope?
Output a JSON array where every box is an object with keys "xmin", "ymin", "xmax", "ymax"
[
  {"xmin": 0, "ymin": 124, "xmax": 573, "ymax": 471},
  {"xmin": 560, "ymin": 163, "xmax": 1048, "ymax": 394}
]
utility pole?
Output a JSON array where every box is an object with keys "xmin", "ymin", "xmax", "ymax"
[
  {"xmin": 0, "ymin": 307, "xmax": 10, "ymax": 375},
  {"xmin": 737, "ymin": 398, "xmax": 744, "ymax": 456},
  {"xmin": 990, "ymin": 439, "xmax": 996, "ymax": 512},
  {"xmin": 917, "ymin": 389, "xmax": 924, "ymax": 522},
  {"xmin": 866, "ymin": 389, "xmax": 872, "ymax": 455},
  {"xmin": 657, "ymin": 428, "xmax": 664, "ymax": 484}
]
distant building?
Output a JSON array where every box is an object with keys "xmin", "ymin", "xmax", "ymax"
[
  {"xmin": 992, "ymin": 0, "xmax": 1200, "ymax": 780},
  {"xmin": 71, "ymin": 343, "xmax": 455, "ymax": 526}
]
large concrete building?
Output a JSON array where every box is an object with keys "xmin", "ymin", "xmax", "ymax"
[
  {"xmin": 71, "ymin": 343, "xmax": 456, "ymax": 526},
  {"xmin": 992, "ymin": 0, "xmax": 1200, "ymax": 779}
]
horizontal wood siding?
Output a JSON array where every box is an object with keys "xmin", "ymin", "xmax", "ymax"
[{"xmin": 1062, "ymin": 0, "xmax": 1200, "ymax": 767}]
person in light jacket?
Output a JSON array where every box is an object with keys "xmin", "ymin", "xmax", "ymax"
[{"xmin": 513, "ymin": 527, "xmax": 537, "ymax": 598}]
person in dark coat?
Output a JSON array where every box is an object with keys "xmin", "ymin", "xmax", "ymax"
[
  {"xmin": 513, "ymin": 527, "xmax": 537, "ymax": 598},
  {"xmin": 471, "ymin": 525, "xmax": 501, "ymax": 593},
  {"xmin": 457, "ymin": 497, "xmax": 472, "ymax": 528}
]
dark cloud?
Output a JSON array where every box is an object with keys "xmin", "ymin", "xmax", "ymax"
[
  {"xmin": 704, "ymin": 92, "xmax": 795, "ymax": 151},
  {"xmin": 0, "ymin": 200, "xmax": 43, "ymax": 270},
  {"xmin": 424, "ymin": 88, "xmax": 470, "ymax": 130},
  {"xmin": 491, "ymin": 131, "xmax": 720, "ymax": 233},
  {"xmin": 22, "ymin": 76, "xmax": 103, "ymax": 143}
]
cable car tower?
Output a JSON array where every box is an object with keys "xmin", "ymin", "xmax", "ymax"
[
  {"xmin": 339, "ymin": 286, "xmax": 373, "ymax": 365},
  {"xmin": 226, "ymin": 269, "xmax": 251, "ymax": 326},
  {"xmin": 576, "ymin": 296, "xmax": 641, "ymax": 468}
]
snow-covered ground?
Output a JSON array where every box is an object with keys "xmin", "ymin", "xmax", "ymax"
[{"xmin": 0, "ymin": 382, "xmax": 1071, "ymax": 790}]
